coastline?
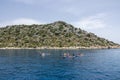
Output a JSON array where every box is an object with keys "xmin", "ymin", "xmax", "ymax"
[{"xmin": 0, "ymin": 46, "xmax": 120, "ymax": 50}]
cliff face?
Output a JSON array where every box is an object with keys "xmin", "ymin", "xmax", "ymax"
[{"xmin": 0, "ymin": 21, "xmax": 119, "ymax": 48}]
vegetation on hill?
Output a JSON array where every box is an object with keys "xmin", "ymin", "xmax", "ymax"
[{"xmin": 0, "ymin": 21, "xmax": 119, "ymax": 48}]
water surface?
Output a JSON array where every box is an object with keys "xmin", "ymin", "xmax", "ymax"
[{"xmin": 0, "ymin": 49, "xmax": 120, "ymax": 80}]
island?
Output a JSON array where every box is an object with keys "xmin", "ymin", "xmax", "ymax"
[{"xmin": 0, "ymin": 21, "xmax": 120, "ymax": 49}]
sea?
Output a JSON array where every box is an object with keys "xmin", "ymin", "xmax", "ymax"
[{"xmin": 0, "ymin": 49, "xmax": 120, "ymax": 80}]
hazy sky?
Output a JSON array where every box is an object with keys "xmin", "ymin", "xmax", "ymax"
[{"xmin": 0, "ymin": 0, "xmax": 120, "ymax": 43}]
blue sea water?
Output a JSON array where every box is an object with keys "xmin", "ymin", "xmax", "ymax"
[{"xmin": 0, "ymin": 49, "xmax": 120, "ymax": 80}]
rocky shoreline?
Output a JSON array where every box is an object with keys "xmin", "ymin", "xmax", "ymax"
[{"xmin": 0, "ymin": 46, "xmax": 120, "ymax": 50}]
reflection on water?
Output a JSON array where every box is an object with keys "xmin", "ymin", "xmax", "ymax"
[{"xmin": 0, "ymin": 49, "xmax": 120, "ymax": 80}]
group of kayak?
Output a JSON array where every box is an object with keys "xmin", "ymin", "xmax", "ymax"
[
  {"xmin": 39, "ymin": 52, "xmax": 84, "ymax": 58},
  {"xmin": 63, "ymin": 53, "xmax": 84, "ymax": 58}
]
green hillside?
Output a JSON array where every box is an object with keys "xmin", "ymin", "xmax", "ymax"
[{"xmin": 0, "ymin": 21, "xmax": 119, "ymax": 48}]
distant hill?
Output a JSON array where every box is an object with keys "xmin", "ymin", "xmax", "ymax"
[{"xmin": 0, "ymin": 21, "xmax": 119, "ymax": 49}]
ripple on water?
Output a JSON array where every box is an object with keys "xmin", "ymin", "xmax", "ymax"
[{"xmin": 0, "ymin": 49, "xmax": 120, "ymax": 80}]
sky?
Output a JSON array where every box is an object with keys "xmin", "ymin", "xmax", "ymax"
[{"xmin": 0, "ymin": 0, "xmax": 120, "ymax": 44}]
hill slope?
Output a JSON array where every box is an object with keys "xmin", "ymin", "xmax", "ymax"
[{"xmin": 0, "ymin": 21, "xmax": 119, "ymax": 48}]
